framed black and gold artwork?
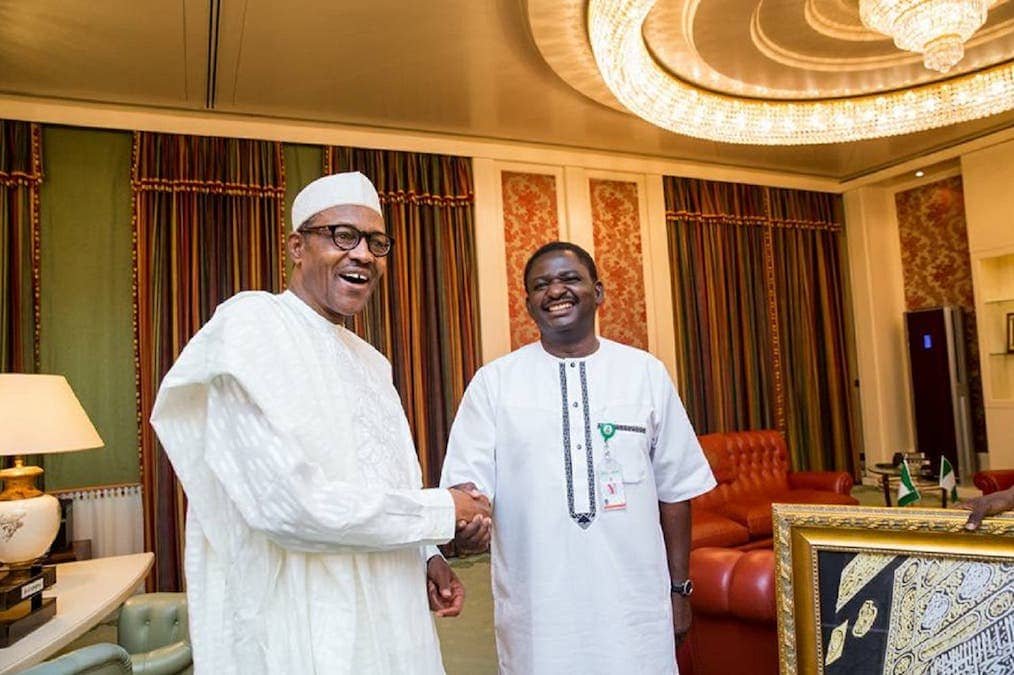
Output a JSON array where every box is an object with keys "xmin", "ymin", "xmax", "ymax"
[{"xmin": 773, "ymin": 504, "xmax": 1014, "ymax": 674}]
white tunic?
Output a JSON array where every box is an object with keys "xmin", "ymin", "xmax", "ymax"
[
  {"xmin": 440, "ymin": 340, "xmax": 716, "ymax": 675},
  {"xmin": 151, "ymin": 290, "xmax": 455, "ymax": 675}
]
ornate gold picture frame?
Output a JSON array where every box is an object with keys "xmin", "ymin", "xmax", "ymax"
[{"xmin": 773, "ymin": 504, "xmax": 1014, "ymax": 674}]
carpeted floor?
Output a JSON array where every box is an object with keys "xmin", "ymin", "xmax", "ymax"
[{"xmin": 55, "ymin": 483, "xmax": 966, "ymax": 673}]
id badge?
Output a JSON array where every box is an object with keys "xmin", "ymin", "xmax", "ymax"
[{"xmin": 600, "ymin": 456, "xmax": 627, "ymax": 511}]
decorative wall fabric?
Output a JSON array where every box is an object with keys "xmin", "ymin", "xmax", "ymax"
[
  {"xmin": 590, "ymin": 179, "xmax": 649, "ymax": 350},
  {"xmin": 501, "ymin": 172, "xmax": 561, "ymax": 350},
  {"xmin": 134, "ymin": 133, "xmax": 286, "ymax": 590},
  {"xmin": 665, "ymin": 177, "xmax": 856, "ymax": 474},
  {"xmin": 895, "ymin": 177, "xmax": 987, "ymax": 455},
  {"xmin": 324, "ymin": 147, "xmax": 481, "ymax": 488},
  {"xmin": 0, "ymin": 121, "xmax": 42, "ymax": 373}
]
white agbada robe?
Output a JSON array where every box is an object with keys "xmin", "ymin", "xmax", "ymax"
[
  {"xmin": 151, "ymin": 290, "xmax": 455, "ymax": 675},
  {"xmin": 441, "ymin": 339, "xmax": 716, "ymax": 675}
]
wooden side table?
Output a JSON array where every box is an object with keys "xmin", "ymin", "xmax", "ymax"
[
  {"xmin": 868, "ymin": 463, "xmax": 948, "ymax": 507},
  {"xmin": 0, "ymin": 552, "xmax": 154, "ymax": 674}
]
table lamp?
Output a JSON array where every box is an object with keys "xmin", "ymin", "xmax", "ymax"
[{"xmin": 0, "ymin": 374, "xmax": 103, "ymax": 575}]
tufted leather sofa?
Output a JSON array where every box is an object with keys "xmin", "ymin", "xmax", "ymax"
[
  {"xmin": 677, "ymin": 547, "xmax": 779, "ymax": 675},
  {"xmin": 973, "ymin": 469, "xmax": 1014, "ymax": 495},
  {"xmin": 691, "ymin": 430, "xmax": 858, "ymax": 549}
]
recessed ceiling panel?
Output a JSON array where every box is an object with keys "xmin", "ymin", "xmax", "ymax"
[{"xmin": 0, "ymin": 0, "xmax": 206, "ymax": 107}]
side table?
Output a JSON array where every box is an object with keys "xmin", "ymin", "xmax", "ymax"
[{"xmin": 868, "ymin": 463, "xmax": 948, "ymax": 507}]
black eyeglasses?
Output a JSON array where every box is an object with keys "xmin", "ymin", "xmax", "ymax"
[{"xmin": 298, "ymin": 224, "xmax": 394, "ymax": 257}]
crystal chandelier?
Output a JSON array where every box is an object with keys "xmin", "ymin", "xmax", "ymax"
[
  {"xmin": 587, "ymin": 0, "xmax": 1014, "ymax": 145},
  {"xmin": 859, "ymin": 0, "xmax": 991, "ymax": 73}
]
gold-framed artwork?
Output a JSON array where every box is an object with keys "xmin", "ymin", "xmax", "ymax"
[{"xmin": 773, "ymin": 504, "xmax": 1014, "ymax": 675}]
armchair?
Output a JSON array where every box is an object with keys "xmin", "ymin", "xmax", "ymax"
[
  {"xmin": 22, "ymin": 594, "xmax": 191, "ymax": 675},
  {"xmin": 117, "ymin": 593, "xmax": 192, "ymax": 675}
]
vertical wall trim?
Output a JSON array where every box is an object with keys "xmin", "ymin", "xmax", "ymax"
[{"xmin": 473, "ymin": 158, "xmax": 511, "ymax": 364}]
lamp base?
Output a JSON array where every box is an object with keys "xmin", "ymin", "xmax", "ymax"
[
  {"xmin": 0, "ymin": 459, "xmax": 61, "ymax": 570},
  {"xmin": 0, "ymin": 495, "xmax": 60, "ymax": 571}
]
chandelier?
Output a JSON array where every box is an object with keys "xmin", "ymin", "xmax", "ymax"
[
  {"xmin": 587, "ymin": 0, "xmax": 1014, "ymax": 145},
  {"xmin": 859, "ymin": 0, "xmax": 991, "ymax": 73}
]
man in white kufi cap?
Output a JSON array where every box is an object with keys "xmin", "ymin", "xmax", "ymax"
[{"xmin": 151, "ymin": 172, "xmax": 491, "ymax": 674}]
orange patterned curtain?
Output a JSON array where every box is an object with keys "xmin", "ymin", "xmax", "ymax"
[
  {"xmin": 133, "ymin": 133, "xmax": 286, "ymax": 590},
  {"xmin": 324, "ymin": 147, "xmax": 481, "ymax": 487},
  {"xmin": 0, "ymin": 121, "xmax": 42, "ymax": 373},
  {"xmin": 665, "ymin": 176, "xmax": 856, "ymax": 475}
]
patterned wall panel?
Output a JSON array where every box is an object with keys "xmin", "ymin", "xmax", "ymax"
[
  {"xmin": 590, "ymin": 179, "xmax": 649, "ymax": 350},
  {"xmin": 895, "ymin": 176, "xmax": 987, "ymax": 454},
  {"xmin": 501, "ymin": 171, "xmax": 561, "ymax": 350}
]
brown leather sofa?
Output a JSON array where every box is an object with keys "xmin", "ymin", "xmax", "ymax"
[
  {"xmin": 691, "ymin": 430, "xmax": 858, "ymax": 549},
  {"xmin": 677, "ymin": 547, "xmax": 779, "ymax": 675},
  {"xmin": 973, "ymin": 469, "xmax": 1014, "ymax": 494}
]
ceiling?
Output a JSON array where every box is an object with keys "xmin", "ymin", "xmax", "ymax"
[{"xmin": 2, "ymin": 0, "xmax": 1014, "ymax": 181}]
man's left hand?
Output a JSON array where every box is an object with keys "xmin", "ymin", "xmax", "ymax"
[
  {"xmin": 427, "ymin": 556, "xmax": 465, "ymax": 617},
  {"xmin": 672, "ymin": 595, "xmax": 692, "ymax": 648}
]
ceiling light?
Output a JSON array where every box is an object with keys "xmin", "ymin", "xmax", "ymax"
[
  {"xmin": 859, "ymin": 0, "xmax": 990, "ymax": 74},
  {"xmin": 587, "ymin": 0, "xmax": 1014, "ymax": 145},
  {"xmin": 915, "ymin": 170, "xmax": 926, "ymax": 177}
]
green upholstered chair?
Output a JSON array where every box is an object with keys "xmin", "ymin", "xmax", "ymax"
[
  {"xmin": 117, "ymin": 592, "xmax": 192, "ymax": 675},
  {"xmin": 24, "ymin": 593, "xmax": 192, "ymax": 675},
  {"xmin": 21, "ymin": 643, "xmax": 132, "ymax": 675}
]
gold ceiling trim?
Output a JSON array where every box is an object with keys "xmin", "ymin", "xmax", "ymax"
[
  {"xmin": 586, "ymin": 0, "xmax": 1014, "ymax": 144},
  {"xmin": 803, "ymin": 0, "xmax": 884, "ymax": 42}
]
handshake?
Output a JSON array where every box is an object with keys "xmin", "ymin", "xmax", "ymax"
[{"xmin": 448, "ymin": 482, "xmax": 492, "ymax": 554}]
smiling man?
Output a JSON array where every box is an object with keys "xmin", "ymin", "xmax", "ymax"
[
  {"xmin": 441, "ymin": 242, "xmax": 716, "ymax": 674},
  {"xmin": 151, "ymin": 172, "xmax": 490, "ymax": 674}
]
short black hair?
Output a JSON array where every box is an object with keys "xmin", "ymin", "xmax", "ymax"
[{"xmin": 523, "ymin": 241, "xmax": 598, "ymax": 289}]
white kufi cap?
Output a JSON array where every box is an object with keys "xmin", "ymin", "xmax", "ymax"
[{"xmin": 291, "ymin": 171, "xmax": 382, "ymax": 232}]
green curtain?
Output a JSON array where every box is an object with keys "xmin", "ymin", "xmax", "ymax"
[
  {"xmin": 39, "ymin": 127, "xmax": 137, "ymax": 489},
  {"xmin": 324, "ymin": 147, "xmax": 481, "ymax": 487},
  {"xmin": 665, "ymin": 176, "xmax": 857, "ymax": 475},
  {"xmin": 0, "ymin": 121, "xmax": 42, "ymax": 373},
  {"xmin": 134, "ymin": 132, "xmax": 286, "ymax": 591}
]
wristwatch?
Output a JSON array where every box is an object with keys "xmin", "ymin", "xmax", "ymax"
[{"xmin": 671, "ymin": 579, "xmax": 694, "ymax": 597}]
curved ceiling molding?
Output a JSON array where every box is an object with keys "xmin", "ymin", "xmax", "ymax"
[
  {"xmin": 804, "ymin": 0, "xmax": 885, "ymax": 42},
  {"xmin": 536, "ymin": 0, "xmax": 1014, "ymax": 144}
]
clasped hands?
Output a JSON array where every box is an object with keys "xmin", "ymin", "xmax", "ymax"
[{"xmin": 448, "ymin": 482, "xmax": 492, "ymax": 554}]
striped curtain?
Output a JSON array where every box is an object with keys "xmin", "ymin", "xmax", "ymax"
[
  {"xmin": 133, "ymin": 133, "xmax": 286, "ymax": 591},
  {"xmin": 324, "ymin": 147, "xmax": 481, "ymax": 487},
  {"xmin": 0, "ymin": 121, "xmax": 42, "ymax": 373},
  {"xmin": 665, "ymin": 177, "xmax": 856, "ymax": 475}
]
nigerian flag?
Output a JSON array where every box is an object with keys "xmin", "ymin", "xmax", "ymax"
[
  {"xmin": 897, "ymin": 461, "xmax": 921, "ymax": 506},
  {"xmin": 939, "ymin": 456, "xmax": 959, "ymax": 503}
]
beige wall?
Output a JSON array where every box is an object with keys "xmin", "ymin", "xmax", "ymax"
[
  {"xmin": 842, "ymin": 187, "xmax": 913, "ymax": 469},
  {"xmin": 962, "ymin": 140, "xmax": 1014, "ymax": 471}
]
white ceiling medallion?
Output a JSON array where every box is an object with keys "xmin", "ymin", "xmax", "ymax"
[{"xmin": 587, "ymin": 0, "xmax": 1014, "ymax": 145}]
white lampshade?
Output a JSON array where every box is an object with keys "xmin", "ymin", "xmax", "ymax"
[{"xmin": 0, "ymin": 374, "xmax": 104, "ymax": 456}]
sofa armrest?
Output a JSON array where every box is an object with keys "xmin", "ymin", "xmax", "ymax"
[
  {"xmin": 22, "ymin": 643, "xmax": 132, "ymax": 675},
  {"xmin": 689, "ymin": 547, "xmax": 776, "ymax": 622},
  {"xmin": 973, "ymin": 470, "xmax": 1014, "ymax": 495},
  {"xmin": 788, "ymin": 471, "xmax": 853, "ymax": 495}
]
